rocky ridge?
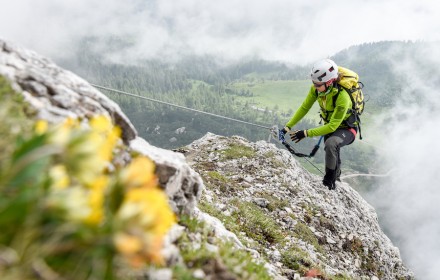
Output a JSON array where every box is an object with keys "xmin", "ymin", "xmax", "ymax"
[
  {"xmin": 180, "ymin": 133, "xmax": 413, "ymax": 279},
  {"xmin": 0, "ymin": 39, "xmax": 202, "ymax": 216},
  {"xmin": 0, "ymin": 39, "xmax": 413, "ymax": 279}
]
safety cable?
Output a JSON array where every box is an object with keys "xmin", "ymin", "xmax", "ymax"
[{"xmin": 91, "ymin": 84, "xmax": 272, "ymax": 130}]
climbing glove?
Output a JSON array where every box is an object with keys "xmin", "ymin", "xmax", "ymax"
[{"xmin": 290, "ymin": 130, "xmax": 307, "ymax": 143}]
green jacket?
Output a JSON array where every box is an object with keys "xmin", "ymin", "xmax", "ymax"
[{"xmin": 285, "ymin": 85, "xmax": 353, "ymax": 137}]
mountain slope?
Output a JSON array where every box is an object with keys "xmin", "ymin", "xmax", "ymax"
[
  {"xmin": 0, "ymin": 38, "xmax": 413, "ymax": 280},
  {"xmin": 179, "ymin": 133, "xmax": 413, "ymax": 279}
]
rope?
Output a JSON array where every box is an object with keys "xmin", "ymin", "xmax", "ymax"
[
  {"xmin": 91, "ymin": 84, "xmax": 272, "ymax": 130},
  {"xmin": 300, "ymin": 157, "xmax": 325, "ymax": 175}
]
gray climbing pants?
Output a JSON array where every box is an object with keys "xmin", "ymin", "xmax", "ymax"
[{"xmin": 324, "ymin": 128, "xmax": 356, "ymax": 176}]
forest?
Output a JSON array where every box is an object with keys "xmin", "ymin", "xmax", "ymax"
[{"xmin": 58, "ymin": 40, "xmax": 438, "ymax": 178}]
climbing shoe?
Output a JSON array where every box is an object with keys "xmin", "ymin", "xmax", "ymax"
[
  {"xmin": 323, "ymin": 168, "xmax": 337, "ymax": 190},
  {"xmin": 323, "ymin": 179, "xmax": 336, "ymax": 190}
]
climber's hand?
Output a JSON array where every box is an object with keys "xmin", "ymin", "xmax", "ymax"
[{"xmin": 290, "ymin": 130, "xmax": 307, "ymax": 143}]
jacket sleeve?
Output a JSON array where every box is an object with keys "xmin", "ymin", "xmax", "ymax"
[
  {"xmin": 306, "ymin": 90, "xmax": 351, "ymax": 137},
  {"xmin": 285, "ymin": 87, "xmax": 317, "ymax": 129}
]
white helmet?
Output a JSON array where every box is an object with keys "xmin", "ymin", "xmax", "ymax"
[{"xmin": 310, "ymin": 59, "xmax": 338, "ymax": 84}]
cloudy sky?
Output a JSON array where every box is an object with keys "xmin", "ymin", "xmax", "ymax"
[
  {"xmin": 1, "ymin": 0, "xmax": 440, "ymax": 64},
  {"xmin": 2, "ymin": 1, "xmax": 440, "ymax": 279}
]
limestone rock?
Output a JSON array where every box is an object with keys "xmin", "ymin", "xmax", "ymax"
[
  {"xmin": 0, "ymin": 39, "xmax": 136, "ymax": 143},
  {"xmin": 182, "ymin": 133, "xmax": 414, "ymax": 279}
]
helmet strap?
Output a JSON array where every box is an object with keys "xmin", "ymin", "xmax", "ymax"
[
  {"xmin": 325, "ymin": 78, "xmax": 336, "ymax": 87},
  {"xmin": 323, "ymin": 84, "xmax": 333, "ymax": 95}
]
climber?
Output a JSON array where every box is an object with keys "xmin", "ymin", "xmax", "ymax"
[{"xmin": 281, "ymin": 59, "xmax": 357, "ymax": 190}]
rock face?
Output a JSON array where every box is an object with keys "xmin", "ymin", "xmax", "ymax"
[
  {"xmin": 0, "ymin": 39, "xmax": 413, "ymax": 279},
  {"xmin": 0, "ymin": 39, "xmax": 136, "ymax": 143},
  {"xmin": 180, "ymin": 133, "xmax": 413, "ymax": 279},
  {"xmin": 0, "ymin": 39, "xmax": 202, "ymax": 216},
  {"xmin": 130, "ymin": 137, "xmax": 203, "ymax": 215}
]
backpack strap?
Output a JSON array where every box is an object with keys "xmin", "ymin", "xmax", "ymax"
[
  {"xmin": 332, "ymin": 85, "xmax": 363, "ymax": 139},
  {"xmin": 315, "ymin": 85, "xmax": 362, "ymax": 139},
  {"xmin": 315, "ymin": 86, "xmax": 341, "ymax": 123},
  {"xmin": 338, "ymin": 84, "xmax": 363, "ymax": 139}
]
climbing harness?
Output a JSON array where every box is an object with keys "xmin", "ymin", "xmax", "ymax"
[
  {"xmin": 270, "ymin": 126, "xmax": 323, "ymax": 158},
  {"xmin": 270, "ymin": 126, "xmax": 324, "ymax": 175}
]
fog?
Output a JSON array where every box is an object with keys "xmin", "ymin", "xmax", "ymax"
[
  {"xmin": 1, "ymin": 0, "xmax": 440, "ymax": 64},
  {"xmin": 2, "ymin": 1, "xmax": 440, "ymax": 278},
  {"xmin": 367, "ymin": 44, "xmax": 440, "ymax": 279}
]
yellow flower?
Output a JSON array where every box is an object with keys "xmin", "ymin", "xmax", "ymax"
[
  {"xmin": 98, "ymin": 127, "xmax": 121, "ymax": 162},
  {"xmin": 49, "ymin": 165, "xmax": 70, "ymax": 190},
  {"xmin": 35, "ymin": 120, "xmax": 48, "ymax": 134},
  {"xmin": 121, "ymin": 157, "xmax": 157, "ymax": 189},
  {"xmin": 90, "ymin": 115, "xmax": 113, "ymax": 134},
  {"xmin": 115, "ymin": 187, "xmax": 176, "ymax": 265},
  {"xmin": 65, "ymin": 132, "xmax": 108, "ymax": 185},
  {"xmin": 114, "ymin": 233, "xmax": 143, "ymax": 255},
  {"xmin": 83, "ymin": 175, "xmax": 109, "ymax": 225},
  {"xmin": 90, "ymin": 115, "xmax": 121, "ymax": 162},
  {"xmin": 119, "ymin": 187, "xmax": 175, "ymax": 234},
  {"xmin": 146, "ymin": 234, "xmax": 166, "ymax": 265},
  {"xmin": 47, "ymin": 178, "xmax": 109, "ymax": 226},
  {"xmin": 47, "ymin": 186, "xmax": 91, "ymax": 222},
  {"xmin": 49, "ymin": 118, "xmax": 79, "ymax": 146}
]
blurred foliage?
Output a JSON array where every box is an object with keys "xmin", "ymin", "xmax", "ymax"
[{"xmin": 0, "ymin": 76, "xmax": 175, "ymax": 279}]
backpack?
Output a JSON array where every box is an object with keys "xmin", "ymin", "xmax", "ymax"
[{"xmin": 337, "ymin": 66, "xmax": 365, "ymax": 116}]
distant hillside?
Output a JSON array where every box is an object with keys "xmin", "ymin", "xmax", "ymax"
[
  {"xmin": 56, "ymin": 40, "xmax": 437, "ymax": 179},
  {"xmin": 331, "ymin": 40, "xmax": 440, "ymax": 107}
]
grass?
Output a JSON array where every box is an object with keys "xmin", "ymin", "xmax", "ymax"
[
  {"xmin": 176, "ymin": 215, "xmax": 272, "ymax": 280},
  {"xmin": 0, "ymin": 76, "xmax": 35, "ymax": 171},
  {"xmin": 207, "ymin": 171, "xmax": 229, "ymax": 183},
  {"xmin": 204, "ymin": 170, "xmax": 245, "ymax": 194},
  {"xmin": 230, "ymin": 80, "xmax": 313, "ymax": 112},
  {"xmin": 263, "ymin": 151, "xmax": 286, "ymax": 169},
  {"xmin": 293, "ymin": 222, "xmax": 325, "ymax": 254},
  {"xmin": 280, "ymin": 247, "xmax": 313, "ymax": 274},
  {"xmin": 199, "ymin": 198, "xmax": 284, "ymax": 247},
  {"xmin": 231, "ymin": 199, "xmax": 284, "ymax": 245},
  {"xmin": 256, "ymin": 192, "xmax": 290, "ymax": 212},
  {"xmin": 221, "ymin": 143, "xmax": 256, "ymax": 160}
]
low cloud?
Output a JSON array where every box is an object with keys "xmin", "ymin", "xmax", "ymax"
[
  {"xmin": 370, "ymin": 44, "xmax": 440, "ymax": 279},
  {"xmin": 2, "ymin": 1, "xmax": 440, "ymax": 277},
  {"xmin": 1, "ymin": 0, "xmax": 440, "ymax": 64}
]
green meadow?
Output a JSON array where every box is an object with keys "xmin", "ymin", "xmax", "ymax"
[
  {"xmin": 230, "ymin": 79, "xmax": 379, "ymax": 132},
  {"xmin": 230, "ymin": 79, "xmax": 321, "ymax": 121}
]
